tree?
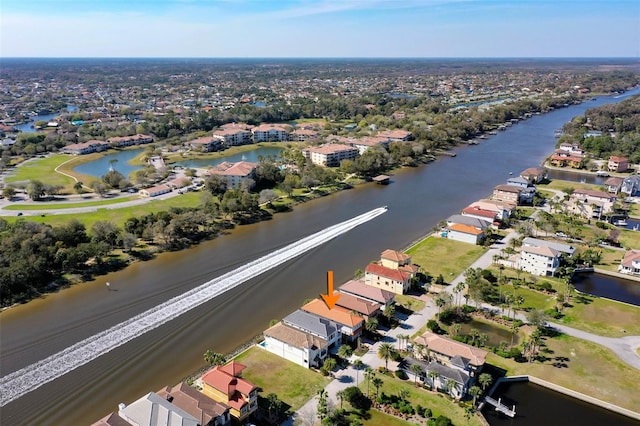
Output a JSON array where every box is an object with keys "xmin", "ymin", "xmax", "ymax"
[
  {"xmin": 3, "ymin": 186, "xmax": 16, "ymax": 200},
  {"xmin": 372, "ymin": 376, "xmax": 383, "ymax": 399},
  {"xmin": 73, "ymin": 181, "xmax": 84, "ymax": 193},
  {"xmin": 27, "ymin": 180, "xmax": 45, "ymax": 200},
  {"xmin": 410, "ymin": 363, "xmax": 422, "ymax": 386},
  {"xmin": 90, "ymin": 180, "xmax": 108, "ymax": 197},
  {"xmin": 468, "ymin": 385, "xmax": 482, "ymax": 406},
  {"xmin": 364, "ymin": 368, "xmax": 375, "ymax": 397},
  {"xmin": 478, "ymin": 373, "xmax": 493, "ymax": 391},
  {"xmin": 203, "ymin": 350, "xmax": 226, "ymax": 366},
  {"xmin": 383, "ymin": 304, "xmax": 396, "ymax": 324},
  {"xmin": 526, "ymin": 309, "xmax": 549, "ymax": 330},
  {"xmin": 317, "ymin": 389, "xmax": 328, "ymax": 422},
  {"xmin": 365, "ymin": 316, "xmax": 378, "ymax": 333},
  {"xmin": 336, "ymin": 389, "xmax": 346, "ymax": 410},
  {"xmin": 445, "ymin": 379, "xmax": 457, "ymax": 397},
  {"xmin": 377, "ymin": 342, "xmax": 395, "ymax": 371},
  {"xmin": 322, "ymin": 357, "xmax": 337, "ymax": 375},
  {"xmin": 91, "ymin": 220, "xmax": 121, "ymax": 249},
  {"xmin": 427, "ymin": 370, "xmax": 439, "ymax": 390},
  {"xmin": 398, "ymin": 388, "xmax": 410, "ymax": 403},
  {"xmin": 266, "ymin": 392, "xmax": 283, "ymax": 422},
  {"xmin": 337, "ymin": 344, "xmax": 353, "ymax": 362}
]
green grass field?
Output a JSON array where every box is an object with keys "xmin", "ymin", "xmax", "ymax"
[
  {"xmin": 3, "ymin": 196, "xmax": 136, "ymax": 210},
  {"xmin": 558, "ymin": 295, "xmax": 640, "ymax": 337},
  {"xmin": 406, "ymin": 236, "xmax": 487, "ymax": 284},
  {"xmin": 4, "ymin": 154, "xmax": 77, "ymax": 190}
]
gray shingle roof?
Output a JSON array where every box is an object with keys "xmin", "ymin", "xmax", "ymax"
[{"xmin": 283, "ymin": 309, "xmax": 338, "ymax": 340}]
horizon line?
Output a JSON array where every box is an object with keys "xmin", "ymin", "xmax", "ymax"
[{"xmin": 2, "ymin": 56, "xmax": 639, "ymax": 60}]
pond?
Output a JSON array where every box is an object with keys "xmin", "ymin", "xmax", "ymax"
[
  {"xmin": 72, "ymin": 149, "xmax": 145, "ymax": 179},
  {"xmin": 547, "ymin": 169, "xmax": 608, "ymax": 186},
  {"xmin": 173, "ymin": 146, "xmax": 283, "ymax": 168},
  {"xmin": 571, "ymin": 272, "xmax": 640, "ymax": 306},
  {"xmin": 457, "ymin": 318, "xmax": 518, "ymax": 347}
]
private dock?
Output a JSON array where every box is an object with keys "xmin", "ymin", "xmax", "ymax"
[{"xmin": 484, "ymin": 396, "xmax": 516, "ymax": 418}]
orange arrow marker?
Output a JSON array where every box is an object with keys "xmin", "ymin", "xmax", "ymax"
[{"xmin": 321, "ymin": 270, "xmax": 341, "ymax": 309}]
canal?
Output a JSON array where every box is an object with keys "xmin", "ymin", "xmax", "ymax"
[
  {"xmin": 572, "ymin": 272, "xmax": 640, "ymax": 306},
  {"xmin": 1, "ymin": 89, "xmax": 639, "ymax": 425}
]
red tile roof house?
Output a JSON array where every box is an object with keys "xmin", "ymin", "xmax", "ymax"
[
  {"xmin": 468, "ymin": 199, "xmax": 515, "ymax": 220},
  {"xmin": 608, "ymin": 156, "xmax": 629, "ymax": 172},
  {"xmin": 377, "ymin": 129, "xmax": 413, "ymax": 141},
  {"xmin": 364, "ymin": 262, "xmax": 412, "ymax": 295},
  {"xmin": 413, "ymin": 331, "xmax": 488, "ymax": 376},
  {"xmin": 157, "ymin": 382, "xmax": 231, "ymax": 426},
  {"xmin": 201, "ymin": 361, "xmax": 258, "ymax": 423},
  {"xmin": 188, "ymin": 136, "xmax": 223, "ymax": 152},
  {"xmin": 446, "ymin": 223, "xmax": 485, "ymax": 245},
  {"xmin": 334, "ymin": 291, "xmax": 382, "ymax": 319},
  {"xmin": 301, "ymin": 298, "xmax": 365, "ymax": 342},
  {"xmin": 618, "ymin": 249, "xmax": 640, "ymax": 275},
  {"xmin": 339, "ymin": 279, "xmax": 396, "ymax": 307},
  {"xmin": 461, "ymin": 205, "xmax": 499, "ymax": 224},
  {"xmin": 207, "ymin": 161, "xmax": 257, "ymax": 190},
  {"xmin": 349, "ymin": 136, "xmax": 391, "ymax": 154},
  {"xmin": 251, "ymin": 123, "xmax": 291, "ymax": 142},
  {"xmin": 212, "ymin": 128, "xmax": 252, "ymax": 146},
  {"xmin": 568, "ymin": 189, "xmax": 616, "ymax": 219}
]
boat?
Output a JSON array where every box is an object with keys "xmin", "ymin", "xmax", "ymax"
[
  {"xmin": 596, "ymin": 171, "xmax": 609, "ymax": 177},
  {"xmin": 615, "ymin": 219, "xmax": 628, "ymax": 226}
]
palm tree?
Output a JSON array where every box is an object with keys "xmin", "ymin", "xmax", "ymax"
[
  {"xmin": 353, "ymin": 359, "xmax": 365, "ymax": 386},
  {"xmin": 478, "ymin": 373, "xmax": 493, "ymax": 391},
  {"xmin": 410, "ymin": 364, "xmax": 423, "ymax": 386},
  {"xmin": 317, "ymin": 389, "xmax": 328, "ymax": 421},
  {"xmin": 478, "ymin": 333, "xmax": 489, "ymax": 348},
  {"xmin": 510, "ymin": 322, "xmax": 519, "ymax": 347},
  {"xmin": 451, "ymin": 323, "xmax": 462, "ymax": 337},
  {"xmin": 378, "ymin": 342, "xmax": 395, "ymax": 371},
  {"xmin": 366, "ymin": 317, "xmax": 379, "ymax": 333},
  {"xmin": 336, "ymin": 389, "xmax": 346, "ymax": 409},
  {"xmin": 427, "ymin": 370, "xmax": 439, "ymax": 390},
  {"xmin": 398, "ymin": 388, "xmax": 410, "ymax": 403},
  {"xmin": 364, "ymin": 368, "xmax": 374, "ymax": 397},
  {"xmin": 372, "ymin": 377, "xmax": 383, "ymax": 399},
  {"xmin": 445, "ymin": 379, "xmax": 457, "ymax": 398},
  {"xmin": 203, "ymin": 350, "xmax": 226, "ymax": 366},
  {"xmin": 337, "ymin": 344, "xmax": 353, "ymax": 362},
  {"xmin": 468, "ymin": 385, "xmax": 482, "ymax": 406}
]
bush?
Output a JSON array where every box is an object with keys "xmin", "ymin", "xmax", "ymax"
[
  {"xmin": 495, "ymin": 347, "xmax": 522, "ymax": 359},
  {"xmin": 427, "ymin": 319, "xmax": 444, "ymax": 333},
  {"xmin": 395, "ymin": 369, "xmax": 408, "ymax": 380}
]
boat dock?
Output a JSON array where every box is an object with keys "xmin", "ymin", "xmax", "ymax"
[{"xmin": 484, "ymin": 396, "xmax": 516, "ymax": 417}]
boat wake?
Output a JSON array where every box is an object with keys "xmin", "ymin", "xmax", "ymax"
[{"xmin": 0, "ymin": 207, "xmax": 387, "ymax": 406}]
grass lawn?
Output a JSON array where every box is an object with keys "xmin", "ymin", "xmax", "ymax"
[
  {"xmin": 497, "ymin": 284, "xmax": 557, "ymax": 312},
  {"xmin": 486, "ymin": 334, "xmax": 640, "ymax": 413},
  {"xmin": 558, "ymin": 295, "xmax": 640, "ymax": 337},
  {"xmin": 540, "ymin": 180, "xmax": 603, "ymax": 193},
  {"xmin": 363, "ymin": 410, "xmax": 415, "ymax": 425},
  {"xmin": 395, "ymin": 294, "xmax": 426, "ymax": 313},
  {"xmin": 406, "ymin": 236, "xmax": 487, "ymax": 284},
  {"xmin": 360, "ymin": 374, "xmax": 484, "ymax": 426},
  {"xmin": 617, "ymin": 228, "xmax": 640, "ymax": 250},
  {"xmin": 4, "ymin": 154, "xmax": 77, "ymax": 190},
  {"xmin": 234, "ymin": 346, "xmax": 331, "ymax": 411},
  {"xmin": 3, "ymin": 192, "xmax": 202, "ymax": 228},
  {"xmin": 3, "ymin": 196, "xmax": 136, "ymax": 210}
]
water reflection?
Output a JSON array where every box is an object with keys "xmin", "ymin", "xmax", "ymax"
[{"xmin": 572, "ymin": 273, "xmax": 640, "ymax": 306}]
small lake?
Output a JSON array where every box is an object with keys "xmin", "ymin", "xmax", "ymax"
[
  {"xmin": 571, "ymin": 272, "xmax": 640, "ymax": 306},
  {"xmin": 483, "ymin": 380, "xmax": 640, "ymax": 426},
  {"xmin": 73, "ymin": 149, "xmax": 145, "ymax": 179},
  {"xmin": 174, "ymin": 146, "xmax": 283, "ymax": 168},
  {"xmin": 14, "ymin": 105, "xmax": 77, "ymax": 133},
  {"xmin": 458, "ymin": 319, "xmax": 518, "ymax": 347}
]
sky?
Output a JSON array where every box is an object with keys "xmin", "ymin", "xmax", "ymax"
[{"xmin": 1, "ymin": 0, "xmax": 639, "ymax": 58}]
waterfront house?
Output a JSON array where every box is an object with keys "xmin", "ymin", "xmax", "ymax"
[
  {"xmin": 212, "ymin": 127, "xmax": 252, "ymax": 146},
  {"xmin": 139, "ymin": 184, "xmax": 172, "ymax": 198},
  {"xmin": 334, "ymin": 291, "xmax": 381, "ymax": 319},
  {"xmin": 568, "ymin": 189, "xmax": 616, "ymax": 219},
  {"xmin": 413, "ymin": 331, "xmax": 487, "ymax": 376},
  {"xmin": 446, "ymin": 223, "xmax": 485, "ymax": 245},
  {"xmin": 251, "ymin": 123, "xmax": 291, "ymax": 142},
  {"xmin": 492, "ymin": 184, "xmax": 522, "ymax": 205},
  {"xmin": 188, "ymin": 136, "xmax": 223, "ymax": 152},
  {"xmin": 107, "ymin": 134, "xmax": 153, "ymax": 147},
  {"xmin": 338, "ymin": 279, "xmax": 396, "ymax": 307},
  {"xmin": 207, "ymin": 161, "xmax": 257, "ymax": 190},
  {"xmin": 200, "ymin": 361, "xmax": 258, "ymax": 423},
  {"xmin": 506, "ymin": 176, "xmax": 530, "ymax": 189},
  {"xmin": 519, "ymin": 245, "xmax": 561, "ymax": 276},
  {"xmin": 446, "ymin": 214, "xmax": 492, "ymax": 230},
  {"xmin": 262, "ymin": 321, "xmax": 329, "ymax": 369},
  {"xmin": 604, "ymin": 176, "xmax": 624, "ymax": 194},
  {"xmin": 403, "ymin": 357, "xmax": 470, "ymax": 400},
  {"xmin": 618, "ymin": 250, "xmax": 640, "ymax": 275},
  {"xmin": 520, "ymin": 167, "xmax": 548, "ymax": 184},
  {"xmin": 461, "ymin": 205, "xmax": 500, "ymax": 224},
  {"xmin": 302, "ymin": 143, "xmax": 359, "ymax": 167},
  {"xmin": 549, "ymin": 153, "xmax": 585, "ymax": 169},
  {"xmin": 621, "ymin": 175, "xmax": 640, "ymax": 196},
  {"xmin": 157, "ymin": 382, "xmax": 231, "ymax": 426},
  {"xmin": 282, "ymin": 309, "xmax": 341, "ymax": 349},
  {"xmin": 608, "ymin": 156, "xmax": 629, "ymax": 172},
  {"xmin": 301, "ymin": 299, "xmax": 365, "ymax": 342},
  {"xmin": 467, "ymin": 199, "xmax": 515, "ymax": 220},
  {"xmin": 521, "ymin": 237, "xmax": 575, "ymax": 257},
  {"xmin": 379, "ymin": 249, "xmax": 419, "ymax": 276},
  {"xmin": 364, "ymin": 262, "xmax": 412, "ymax": 295},
  {"xmin": 96, "ymin": 392, "xmax": 200, "ymax": 426}
]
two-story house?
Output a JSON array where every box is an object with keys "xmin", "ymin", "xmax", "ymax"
[
  {"xmin": 568, "ymin": 189, "xmax": 616, "ymax": 219},
  {"xmin": 301, "ymin": 299, "xmax": 365, "ymax": 342},
  {"xmin": 262, "ymin": 321, "xmax": 329, "ymax": 369},
  {"xmin": 339, "ymin": 279, "xmax": 396, "ymax": 307},
  {"xmin": 621, "ymin": 175, "xmax": 640, "ymax": 196},
  {"xmin": 519, "ymin": 245, "xmax": 560, "ymax": 276},
  {"xmin": 520, "ymin": 167, "xmax": 548, "ymax": 184},
  {"xmin": 364, "ymin": 262, "xmax": 412, "ymax": 295},
  {"xmin": 608, "ymin": 156, "xmax": 629, "ymax": 172},
  {"xmin": 492, "ymin": 184, "xmax": 522, "ymax": 205},
  {"xmin": 618, "ymin": 249, "xmax": 640, "ymax": 275},
  {"xmin": 201, "ymin": 361, "xmax": 258, "ymax": 423}
]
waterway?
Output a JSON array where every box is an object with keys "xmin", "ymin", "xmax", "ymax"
[
  {"xmin": 483, "ymin": 381, "xmax": 640, "ymax": 426},
  {"xmin": 1, "ymin": 88, "xmax": 639, "ymax": 425},
  {"xmin": 572, "ymin": 272, "xmax": 640, "ymax": 306},
  {"xmin": 14, "ymin": 105, "xmax": 77, "ymax": 133},
  {"xmin": 174, "ymin": 146, "xmax": 283, "ymax": 169}
]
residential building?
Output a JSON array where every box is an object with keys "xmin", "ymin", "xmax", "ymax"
[
  {"xmin": 520, "ymin": 245, "xmax": 561, "ymax": 276},
  {"xmin": 446, "ymin": 223, "xmax": 485, "ymax": 245},
  {"xmin": 139, "ymin": 184, "xmax": 171, "ymax": 197},
  {"xmin": 290, "ymin": 128, "xmax": 319, "ymax": 141},
  {"xmin": 157, "ymin": 382, "xmax": 231, "ymax": 426},
  {"xmin": 461, "ymin": 206, "xmax": 499, "ymax": 224},
  {"xmin": 378, "ymin": 249, "xmax": 419, "ymax": 276},
  {"xmin": 549, "ymin": 153, "xmax": 585, "ymax": 168},
  {"xmin": 404, "ymin": 357, "xmax": 470, "ymax": 400},
  {"xmin": 377, "ymin": 129, "xmax": 413, "ymax": 141},
  {"xmin": 349, "ymin": 136, "xmax": 390, "ymax": 154},
  {"xmin": 212, "ymin": 128, "xmax": 252, "ymax": 146},
  {"xmin": 446, "ymin": 214, "xmax": 492, "ymax": 231},
  {"xmin": 604, "ymin": 176, "xmax": 624, "ymax": 194},
  {"xmin": 520, "ymin": 167, "xmax": 548, "ymax": 184},
  {"xmin": 61, "ymin": 140, "xmax": 109, "ymax": 155},
  {"xmin": 251, "ymin": 123, "xmax": 291, "ymax": 142},
  {"xmin": 338, "ymin": 279, "xmax": 396, "ymax": 307},
  {"xmin": 110, "ymin": 392, "xmax": 200, "ymax": 426},
  {"xmin": 608, "ymin": 156, "xmax": 629, "ymax": 172},
  {"xmin": 413, "ymin": 331, "xmax": 487, "ymax": 376},
  {"xmin": 207, "ymin": 161, "xmax": 257, "ymax": 189},
  {"xmin": 302, "ymin": 143, "xmax": 359, "ymax": 167},
  {"xmin": 107, "ymin": 134, "xmax": 153, "ymax": 147},
  {"xmin": 618, "ymin": 250, "xmax": 640, "ymax": 275},
  {"xmin": 200, "ymin": 361, "xmax": 258, "ymax": 423},
  {"xmin": 300, "ymin": 299, "xmax": 365, "ymax": 342},
  {"xmin": 568, "ymin": 189, "xmax": 616, "ymax": 219},
  {"xmin": 506, "ymin": 176, "xmax": 530, "ymax": 188},
  {"xmin": 521, "ymin": 237, "xmax": 575, "ymax": 257},
  {"xmin": 492, "ymin": 184, "xmax": 522, "ymax": 205},
  {"xmin": 282, "ymin": 309, "xmax": 341, "ymax": 348},
  {"xmin": 621, "ymin": 175, "xmax": 640, "ymax": 196},
  {"xmin": 262, "ymin": 321, "xmax": 329, "ymax": 368},
  {"xmin": 467, "ymin": 199, "xmax": 515, "ymax": 220},
  {"xmin": 334, "ymin": 291, "xmax": 381, "ymax": 319},
  {"xmin": 188, "ymin": 136, "xmax": 222, "ymax": 152},
  {"xmin": 364, "ymin": 262, "xmax": 412, "ymax": 295}
]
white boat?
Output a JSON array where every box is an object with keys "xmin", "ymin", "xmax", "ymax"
[
  {"xmin": 615, "ymin": 219, "xmax": 628, "ymax": 226},
  {"xmin": 596, "ymin": 171, "xmax": 609, "ymax": 177}
]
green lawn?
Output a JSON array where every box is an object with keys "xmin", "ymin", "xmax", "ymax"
[
  {"xmin": 3, "ymin": 196, "xmax": 136, "ymax": 210},
  {"xmin": 4, "ymin": 154, "xmax": 77, "ymax": 189},
  {"xmin": 234, "ymin": 346, "xmax": 331, "ymax": 411},
  {"xmin": 406, "ymin": 236, "xmax": 487, "ymax": 284},
  {"xmin": 395, "ymin": 294, "xmax": 426, "ymax": 312},
  {"xmin": 3, "ymin": 192, "xmax": 202, "ymax": 228},
  {"xmin": 558, "ymin": 295, "xmax": 640, "ymax": 337},
  {"xmin": 486, "ymin": 334, "xmax": 640, "ymax": 413}
]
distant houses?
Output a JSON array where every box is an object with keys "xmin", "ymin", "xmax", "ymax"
[{"xmin": 302, "ymin": 143, "xmax": 359, "ymax": 167}]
